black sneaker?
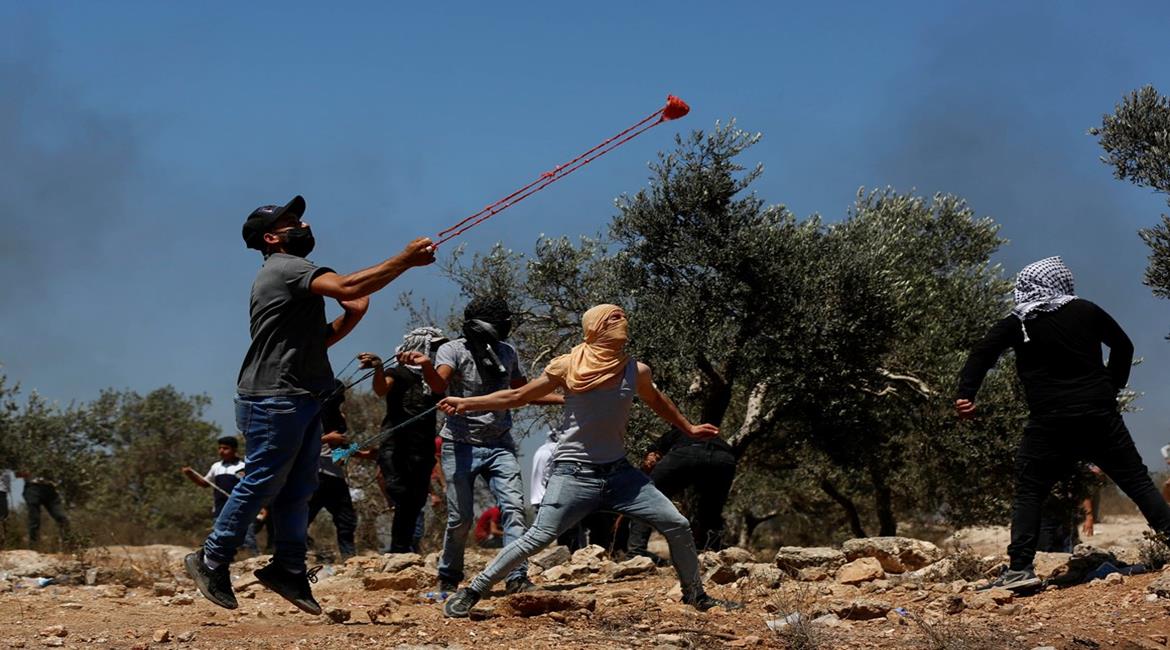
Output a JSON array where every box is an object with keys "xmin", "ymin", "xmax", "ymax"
[
  {"xmin": 983, "ymin": 568, "xmax": 1041, "ymax": 592},
  {"xmin": 254, "ymin": 563, "xmax": 323, "ymax": 615},
  {"xmin": 183, "ymin": 550, "xmax": 238, "ymax": 610},
  {"xmin": 438, "ymin": 579, "xmax": 459, "ymax": 593},
  {"xmin": 683, "ymin": 590, "xmax": 743, "ymax": 612},
  {"xmin": 443, "ymin": 587, "xmax": 481, "ymax": 618},
  {"xmin": 504, "ymin": 577, "xmax": 538, "ymax": 594}
]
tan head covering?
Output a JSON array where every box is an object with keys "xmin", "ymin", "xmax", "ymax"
[{"xmin": 545, "ymin": 304, "xmax": 630, "ymax": 393}]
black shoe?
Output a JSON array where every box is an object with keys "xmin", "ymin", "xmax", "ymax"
[
  {"xmin": 443, "ymin": 587, "xmax": 481, "ymax": 618},
  {"xmin": 505, "ymin": 577, "xmax": 538, "ymax": 594},
  {"xmin": 254, "ymin": 563, "xmax": 323, "ymax": 615},
  {"xmin": 983, "ymin": 568, "xmax": 1041, "ymax": 592},
  {"xmin": 438, "ymin": 579, "xmax": 459, "ymax": 593},
  {"xmin": 183, "ymin": 550, "xmax": 238, "ymax": 610},
  {"xmin": 683, "ymin": 590, "xmax": 743, "ymax": 612}
]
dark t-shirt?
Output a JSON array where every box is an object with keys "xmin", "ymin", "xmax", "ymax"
[
  {"xmin": 956, "ymin": 299, "xmax": 1134, "ymax": 416},
  {"xmin": 236, "ymin": 253, "xmax": 336, "ymax": 396},
  {"xmin": 650, "ymin": 427, "xmax": 736, "ymax": 457},
  {"xmin": 380, "ymin": 366, "xmax": 441, "ymax": 458}
]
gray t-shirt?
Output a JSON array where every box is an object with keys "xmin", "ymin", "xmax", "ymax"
[
  {"xmin": 236, "ymin": 253, "xmax": 336, "ymax": 397},
  {"xmin": 435, "ymin": 338, "xmax": 524, "ymax": 445}
]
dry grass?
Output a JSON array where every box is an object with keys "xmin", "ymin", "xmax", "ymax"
[
  {"xmin": 905, "ymin": 612, "xmax": 1023, "ymax": 650},
  {"xmin": 766, "ymin": 582, "xmax": 825, "ymax": 650},
  {"xmin": 1138, "ymin": 530, "xmax": 1170, "ymax": 570}
]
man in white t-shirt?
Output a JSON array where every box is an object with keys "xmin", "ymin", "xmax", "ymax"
[
  {"xmin": 182, "ymin": 437, "xmax": 258, "ymax": 552},
  {"xmin": 529, "ymin": 431, "xmax": 558, "ymax": 513}
]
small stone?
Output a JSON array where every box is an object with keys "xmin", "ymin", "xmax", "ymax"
[
  {"xmin": 797, "ymin": 567, "xmax": 830, "ymax": 582},
  {"xmin": 775, "ymin": 547, "xmax": 847, "ymax": 573},
  {"xmin": 176, "ymin": 631, "xmax": 196, "ymax": 643},
  {"xmin": 496, "ymin": 591, "xmax": 596, "ymax": 617},
  {"xmin": 170, "ymin": 594, "xmax": 194, "ymax": 606},
  {"xmin": 84, "ymin": 568, "xmax": 99, "ymax": 585},
  {"xmin": 1104, "ymin": 572, "xmax": 1125, "ymax": 585},
  {"xmin": 153, "ymin": 582, "xmax": 177, "ymax": 596},
  {"xmin": 58, "ymin": 602, "xmax": 83, "ymax": 610},
  {"xmin": 571, "ymin": 544, "xmax": 607, "ymax": 564},
  {"xmin": 362, "ymin": 566, "xmax": 431, "ymax": 591},
  {"xmin": 39, "ymin": 626, "xmax": 67, "ymax": 638},
  {"xmin": 97, "ymin": 584, "xmax": 127, "ymax": 599},
  {"xmin": 832, "ymin": 599, "xmax": 890, "ymax": 620},
  {"xmin": 152, "ymin": 629, "xmax": 171, "ymax": 643},
  {"xmin": 841, "ymin": 536, "xmax": 944, "ymax": 573},
  {"xmin": 324, "ymin": 607, "xmax": 351, "ymax": 624},
  {"xmin": 1149, "ymin": 634, "xmax": 1168, "ymax": 646},
  {"xmin": 654, "ymin": 634, "xmax": 688, "ymax": 647},
  {"xmin": 42, "ymin": 639, "xmax": 64, "ymax": 648}
]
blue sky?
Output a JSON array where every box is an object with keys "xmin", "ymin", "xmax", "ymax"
[{"xmin": 3, "ymin": 1, "xmax": 1170, "ymax": 480}]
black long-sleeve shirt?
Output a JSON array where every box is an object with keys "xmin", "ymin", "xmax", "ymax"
[
  {"xmin": 956, "ymin": 299, "xmax": 1133, "ymax": 416},
  {"xmin": 649, "ymin": 428, "xmax": 736, "ymax": 456}
]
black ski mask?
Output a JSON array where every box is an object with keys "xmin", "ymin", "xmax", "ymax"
[
  {"xmin": 462, "ymin": 296, "xmax": 513, "ymax": 383},
  {"xmin": 280, "ymin": 225, "xmax": 316, "ymax": 257}
]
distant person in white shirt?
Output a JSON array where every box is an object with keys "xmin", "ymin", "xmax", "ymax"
[{"xmin": 1161, "ymin": 444, "xmax": 1170, "ymax": 503}]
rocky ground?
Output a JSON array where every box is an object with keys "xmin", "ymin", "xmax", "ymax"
[{"xmin": 2, "ymin": 518, "xmax": 1170, "ymax": 649}]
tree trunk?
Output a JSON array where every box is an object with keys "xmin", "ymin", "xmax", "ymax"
[
  {"xmin": 819, "ymin": 478, "xmax": 867, "ymax": 538},
  {"xmin": 870, "ymin": 466, "xmax": 897, "ymax": 536}
]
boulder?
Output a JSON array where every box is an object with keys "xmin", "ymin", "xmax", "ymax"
[
  {"xmin": 738, "ymin": 563, "xmax": 783, "ymax": 589},
  {"xmin": 495, "ymin": 591, "xmax": 596, "ymax": 617},
  {"xmin": 836, "ymin": 558, "xmax": 885, "ymax": 585},
  {"xmin": 0, "ymin": 550, "xmax": 81, "ymax": 578},
  {"xmin": 774, "ymin": 547, "xmax": 847, "ymax": 573},
  {"xmin": 531, "ymin": 545, "xmax": 572, "ymax": 570},
  {"xmin": 841, "ymin": 537, "xmax": 943, "ymax": 573},
  {"xmin": 706, "ymin": 564, "xmax": 740, "ymax": 585},
  {"xmin": 380, "ymin": 553, "xmax": 423, "ymax": 574}
]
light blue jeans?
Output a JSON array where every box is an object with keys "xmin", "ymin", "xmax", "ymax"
[
  {"xmin": 204, "ymin": 394, "xmax": 322, "ymax": 573},
  {"xmin": 438, "ymin": 439, "xmax": 528, "ymax": 584},
  {"xmin": 468, "ymin": 459, "xmax": 703, "ymax": 598}
]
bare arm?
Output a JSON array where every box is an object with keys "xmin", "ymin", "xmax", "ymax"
[
  {"xmin": 310, "ymin": 237, "xmax": 435, "ymax": 301},
  {"xmin": 431, "ymin": 364, "xmax": 455, "ymax": 395},
  {"xmin": 634, "ymin": 362, "xmax": 719, "ymax": 439},
  {"xmin": 438, "ymin": 373, "xmax": 561, "ymax": 415},
  {"xmin": 510, "ymin": 376, "xmax": 565, "ymax": 406},
  {"xmin": 398, "ymin": 352, "xmax": 446, "ymax": 394},
  {"xmin": 326, "ymin": 297, "xmax": 369, "ymax": 347},
  {"xmin": 359, "ymin": 352, "xmax": 394, "ymax": 397}
]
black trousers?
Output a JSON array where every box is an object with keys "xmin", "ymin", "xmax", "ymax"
[
  {"xmin": 307, "ymin": 473, "xmax": 357, "ymax": 557},
  {"xmin": 377, "ymin": 447, "xmax": 435, "ymax": 553},
  {"xmin": 23, "ymin": 484, "xmax": 70, "ymax": 544},
  {"xmin": 628, "ymin": 445, "xmax": 736, "ymax": 554},
  {"xmin": 1009, "ymin": 411, "xmax": 1170, "ymax": 570}
]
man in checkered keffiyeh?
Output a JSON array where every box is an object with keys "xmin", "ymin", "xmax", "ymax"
[{"xmin": 1011, "ymin": 256, "xmax": 1077, "ymax": 342}]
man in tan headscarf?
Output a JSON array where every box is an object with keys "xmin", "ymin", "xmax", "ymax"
[{"xmin": 438, "ymin": 304, "xmax": 741, "ymax": 617}]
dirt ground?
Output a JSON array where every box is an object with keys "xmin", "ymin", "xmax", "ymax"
[{"xmin": 3, "ymin": 519, "xmax": 1170, "ymax": 650}]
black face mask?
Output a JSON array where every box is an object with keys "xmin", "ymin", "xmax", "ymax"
[{"xmin": 280, "ymin": 226, "xmax": 315, "ymax": 257}]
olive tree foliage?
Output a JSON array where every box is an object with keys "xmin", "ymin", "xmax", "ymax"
[
  {"xmin": 409, "ymin": 122, "xmax": 1023, "ymax": 542},
  {"xmin": 1091, "ymin": 86, "xmax": 1170, "ymax": 302}
]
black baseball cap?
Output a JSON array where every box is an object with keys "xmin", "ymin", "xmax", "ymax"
[{"xmin": 242, "ymin": 195, "xmax": 306, "ymax": 250}]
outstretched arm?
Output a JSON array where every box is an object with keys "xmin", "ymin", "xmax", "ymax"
[
  {"xmin": 634, "ymin": 362, "xmax": 718, "ymax": 439},
  {"xmin": 310, "ymin": 237, "xmax": 436, "ymax": 301},
  {"xmin": 438, "ymin": 373, "xmax": 561, "ymax": 415},
  {"xmin": 954, "ymin": 317, "xmax": 1018, "ymax": 418}
]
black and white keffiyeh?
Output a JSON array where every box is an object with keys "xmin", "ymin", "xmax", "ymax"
[
  {"xmin": 395, "ymin": 326, "xmax": 448, "ymax": 393},
  {"xmin": 1011, "ymin": 256, "xmax": 1077, "ymax": 342}
]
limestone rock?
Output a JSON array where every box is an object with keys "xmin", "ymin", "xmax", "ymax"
[
  {"xmin": 774, "ymin": 547, "xmax": 847, "ymax": 573},
  {"xmin": 797, "ymin": 567, "xmax": 830, "ymax": 582},
  {"xmin": 152, "ymin": 629, "xmax": 171, "ymax": 643},
  {"xmin": 610, "ymin": 555, "xmax": 655, "ymax": 578},
  {"xmin": 836, "ymin": 557, "xmax": 885, "ymax": 585},
  {"xmin": 496, "ymin": 591, "xmax": 596, "ymax": 617},
  {"xmin": 381, "ymin": 553, "xmax": 423, "ymax": 574},
  {"xmin": 531, "ymin": 545, "xmax": 572, "ymax": 570},
  {"xmin": 570, "ymin": 544, "xmax": 607, "ymax": 564},
  {"xmin": 39, "ymin": 626, "xmax": 67, "ymax": 638},
  {"xmin": 362, "ymin": 566, "xmax": 431, "ymax": 591},
  {"xmin": 831, "ymin": 599, "xmax": 890, "ymax": 620},
  {"xmin": 739, "ymin": 562, "xmax": 783, "ymax": 589},
  {"xmin": 706, "ymin": 564, "xmax": 740, "ymax": 585},
  {"xmin": 541, "ymin": 563, "xmax": 594, "ymax": 582},
  {"xmin": 152, "ymin": 582, "xmax": 177, "ymax": 597},
  {"xmin": 841, "ymin": 537, "xmax": 943, "ymax": 573},
  {"xmin": 717, "ymin": 547, "xmax": 756, "ymax": 565},
  {"xmin": 1148, "ymin": 573, "xmax": 1170, "ymax": 598},
  {"xmin": 324, "ymin": 607, "xmax": 351, "ymax": 624}
]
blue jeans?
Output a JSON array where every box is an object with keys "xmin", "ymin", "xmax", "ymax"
[
  {"xmin": 438, "ymin": 439, "xmax": 528, "ymax": 584},
  {"xmin": 204, "ymin": 394, "xmax": 322, "ymax": 572},
  {"xmin": 468, "ymin": 459, "xmax": 703, "ymax": 597}
]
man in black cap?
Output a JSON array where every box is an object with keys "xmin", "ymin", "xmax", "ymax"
[{"xmin": 184, "ymin": 195, "xmax": 435, "ymax": 614}]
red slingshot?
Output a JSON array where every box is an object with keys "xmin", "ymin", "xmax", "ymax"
[{"xmin": 434, "ymin": 95, "xmax": 690, "ymax": 246}]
